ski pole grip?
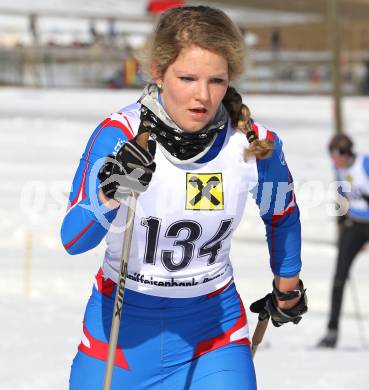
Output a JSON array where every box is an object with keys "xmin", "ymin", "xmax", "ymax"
[
  {"xmin": 259, "ymin": 310, "xmax": 269, "ymax": 322},
  {"xmin": 135, "ymin": 131, "xmax": 150, "ymax": 151}
]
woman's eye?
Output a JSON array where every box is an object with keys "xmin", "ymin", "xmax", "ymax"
[
  {"xmin": 211, "ymin": 78, "xmax": 226, "ymax": 84},
  {"xmin": 179, "ymin": 76, "xmax": 194, "ymax": 82}
]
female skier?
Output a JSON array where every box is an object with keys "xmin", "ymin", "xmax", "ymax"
[{"xmin": 61, "ymin": 5, "xmax": 307, "ymax": 389}]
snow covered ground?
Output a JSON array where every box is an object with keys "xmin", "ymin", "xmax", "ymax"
[{"xmin": 0, "ymin": 87, "xmax": 368, "ymax": 389}]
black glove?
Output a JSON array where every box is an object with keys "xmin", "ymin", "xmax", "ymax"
[
  {"xmin": 250, "ymin": 279, "xmax": 308, "ymax": 327},
  {"xmin": 98, "ymin": 137, "xmax": 156, "ymax": 200}
]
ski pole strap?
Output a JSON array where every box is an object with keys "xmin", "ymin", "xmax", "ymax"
[{"xmin": 272, "ymin": 279, "xmax": 305, "ymax": 301}]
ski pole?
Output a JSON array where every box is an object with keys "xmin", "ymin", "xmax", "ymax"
[
  {"xmin": 348, "ymin": 275, "xmax": 368, "ymax": 348},
  {"xmin": 251, "ymin": 312, "xmax": 270, "ymax": 358},
  {"xmin": 103, "ymin": 132, "xmax": 150, "ymax": 390}
]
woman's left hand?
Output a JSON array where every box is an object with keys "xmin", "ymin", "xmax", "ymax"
[{"xmin": 250, "ymin": 279, "xmax": 308, "ymax": 327}]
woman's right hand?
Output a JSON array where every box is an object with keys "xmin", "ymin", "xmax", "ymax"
[{"xmin": 98, "ymin": 138, "xmax": 156, "ymax": 201}]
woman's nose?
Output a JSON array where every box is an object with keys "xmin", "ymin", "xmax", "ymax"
[{"xmin": 196, "ymin": 82, "xmax": 210, "ymax": 103}]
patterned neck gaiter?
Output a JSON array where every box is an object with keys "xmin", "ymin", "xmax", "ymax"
[{"xmin": 138, "ymin": 83, "xmax": 228, "ymax": 163}]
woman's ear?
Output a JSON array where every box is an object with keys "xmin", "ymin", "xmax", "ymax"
[{"xmin": 150, "ymin": 62, "xmax": 162, "ymax": 84}]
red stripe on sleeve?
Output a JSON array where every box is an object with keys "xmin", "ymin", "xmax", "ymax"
[
  {"xmin": 266, "ymin": 129, "xmax": 275, "ymax": 142},
  {"xmin": 69, "ymin": 123, "xmax": 107, "ymax": 208},
  {"xmin": 270, "ymin": 193, "xmax": 296, "ymax": 268},
  {"xmin": 121, "ymin": 114, "xmax": 134, "ymax": 135},
  {"xmin": 107, "ymin": 119, "xmax": 134, "ymax": 140},
  {"xmin": 64, "ymin": 220, "xmax": 95, "ymax": 250},
  {"xmin": 68, "ymin": 117, "xmax": 134, "ymax": 209}
]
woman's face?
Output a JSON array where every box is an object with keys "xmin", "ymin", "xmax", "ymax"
[{"xmin": 155, "ymin": 45, "xmax": 229, "ymax": 133}]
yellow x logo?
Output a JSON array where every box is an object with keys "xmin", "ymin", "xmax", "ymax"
[{"xmin": 185, "ymin": 173, "xmax": 224, "ymax": 210}]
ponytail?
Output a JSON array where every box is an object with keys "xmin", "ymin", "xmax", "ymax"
[{"xmin": 222, "ymin": 86, "xmax": 274, "ymax": 159}]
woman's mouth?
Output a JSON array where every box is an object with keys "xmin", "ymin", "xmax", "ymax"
[{"xmin": 189, "ymin": 108, "xmax": 208, "ymax": 115}]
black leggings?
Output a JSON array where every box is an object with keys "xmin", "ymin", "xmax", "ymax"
[{"xmin": 328, "ymin": 221, "xmax": 369, "ymax": 331}]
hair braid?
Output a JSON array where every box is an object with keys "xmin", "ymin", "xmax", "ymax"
[{"xmin": 222, "ymin": 87, "xmax": 274, "ymax": 159}]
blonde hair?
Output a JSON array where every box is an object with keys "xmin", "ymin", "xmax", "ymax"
[
  {"xmin": 148, "ymin": 5, "xmax": 245, "ymax": 81},
  {"xmin": 222, "ymin": 87, "xmax": 274, "ymax": 159}
]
